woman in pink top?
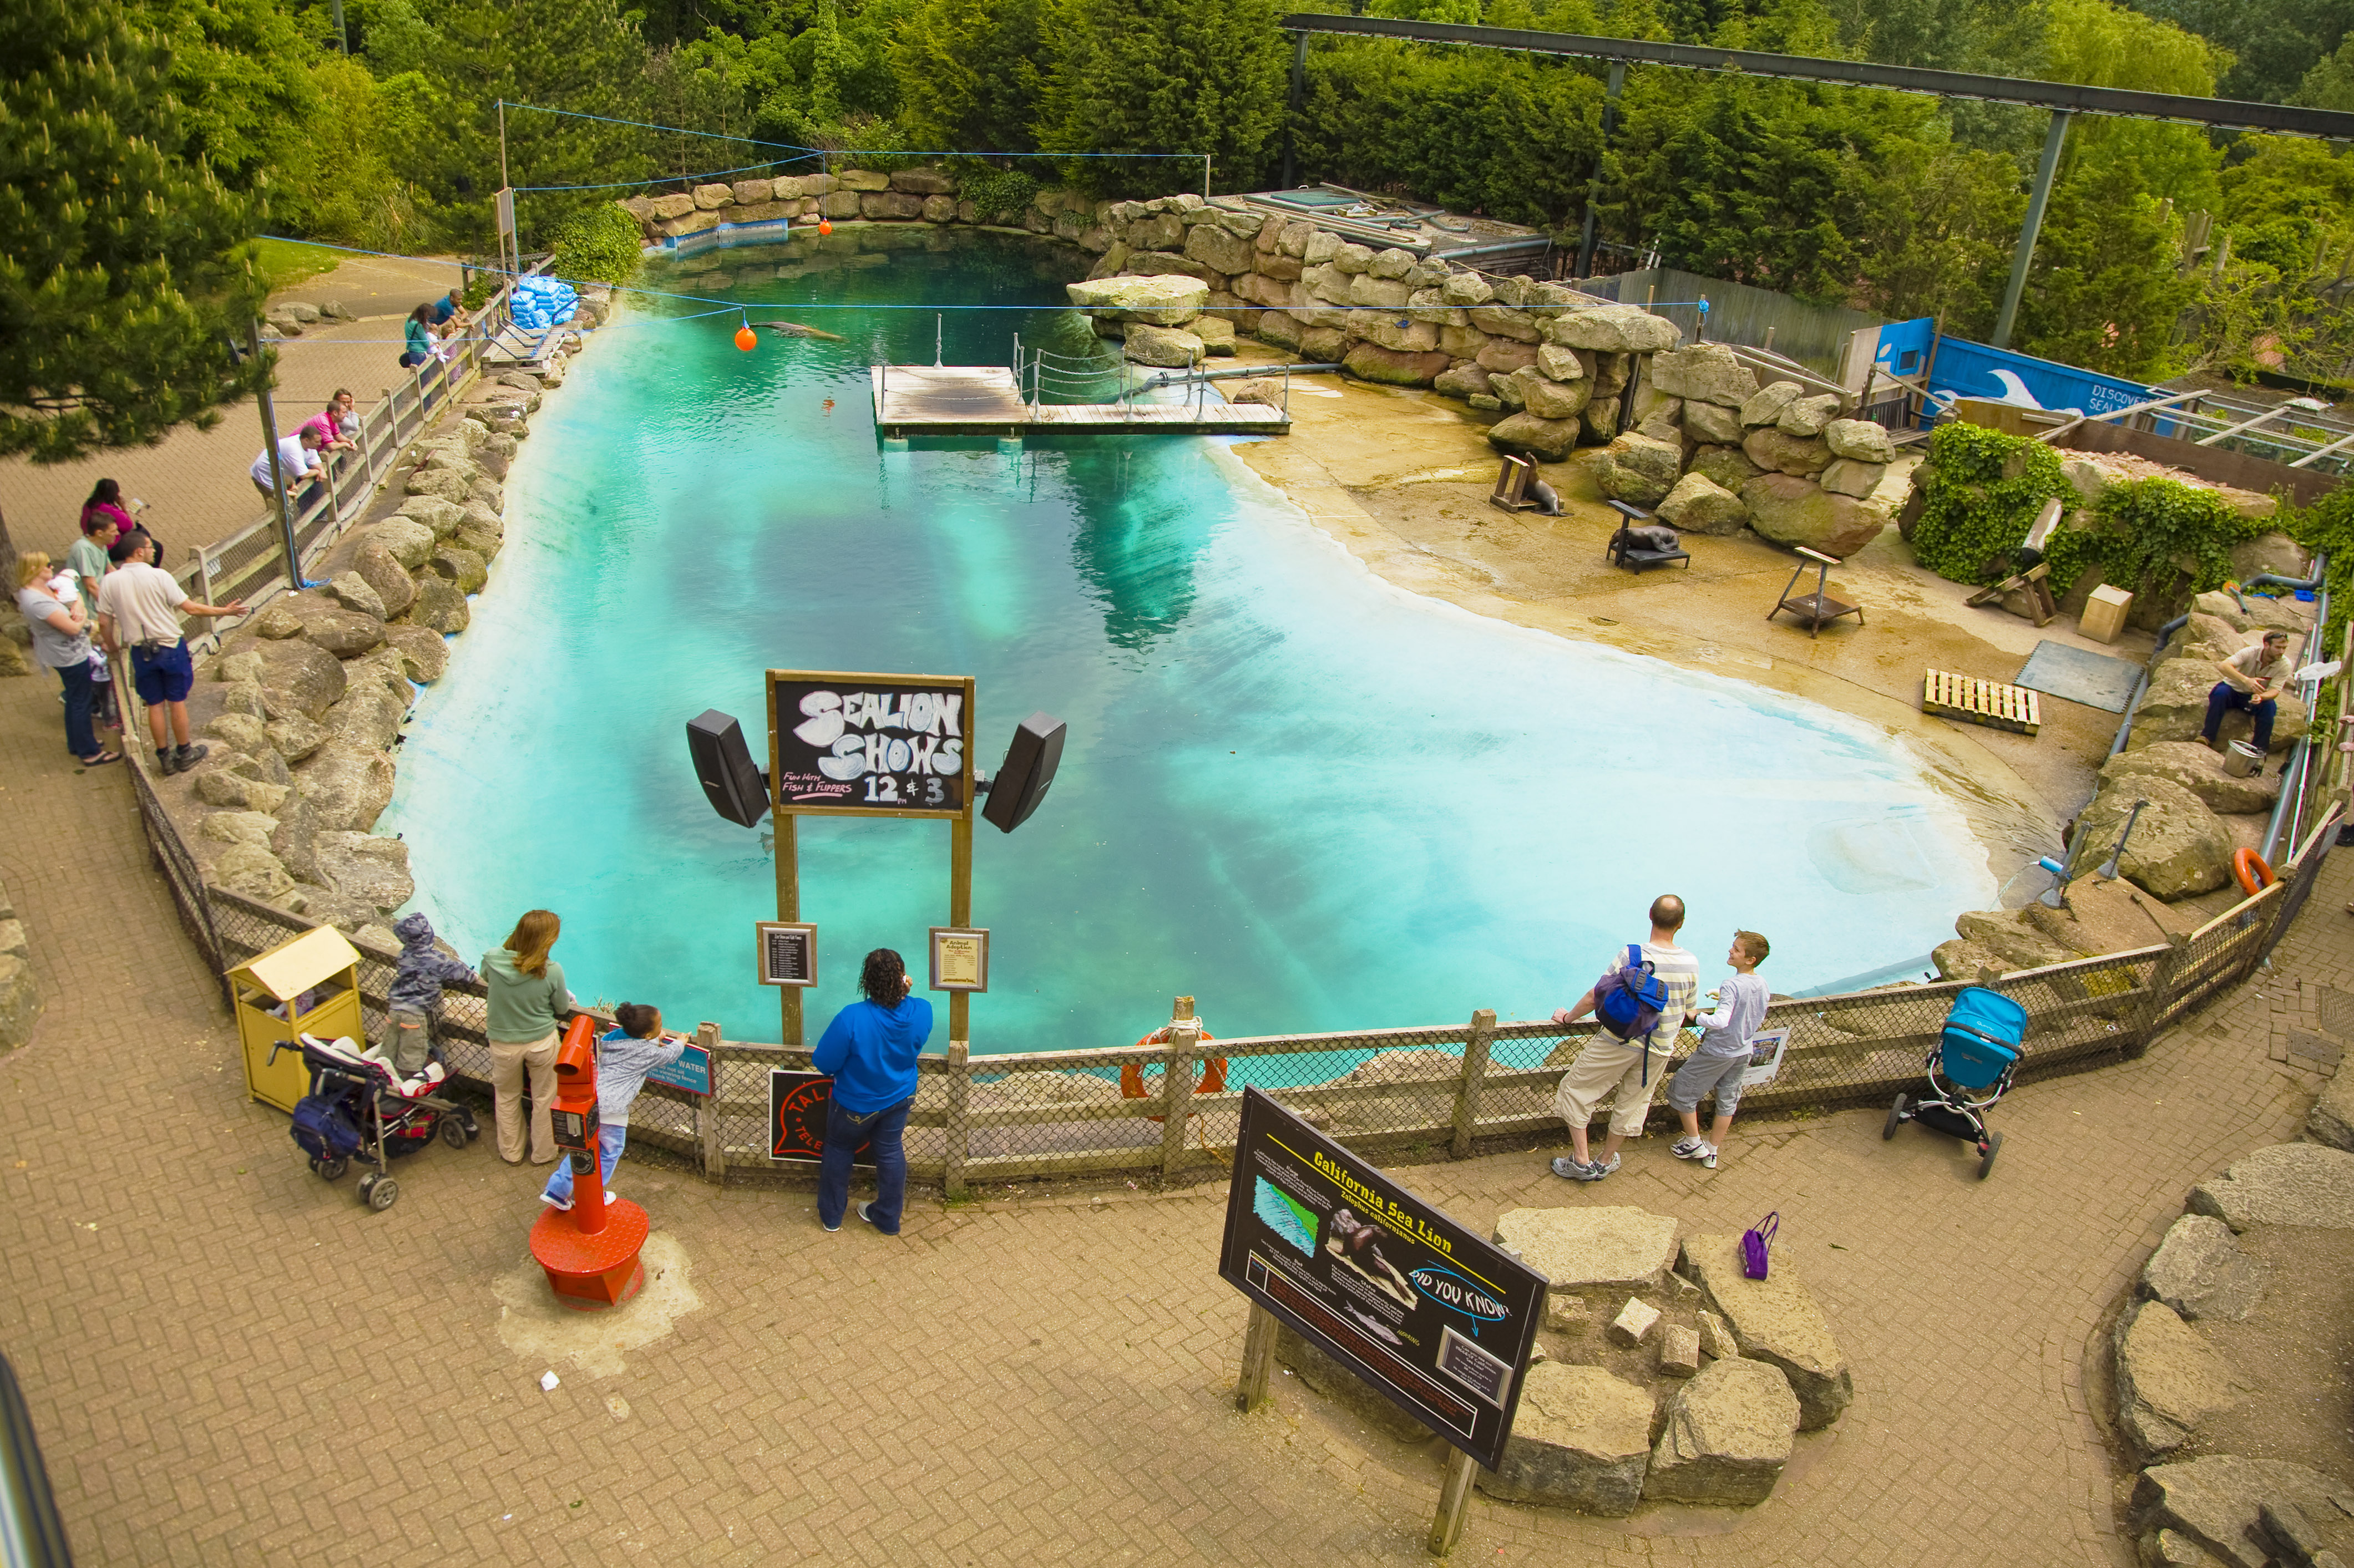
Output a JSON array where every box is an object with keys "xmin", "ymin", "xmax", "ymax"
[
  {"xmin": 299, "ymin": 389, "xmax": 360, "ymax": 454},
  {"xmin": 79, "ymin": 479, "xmax": 135, "ymax": 540}
]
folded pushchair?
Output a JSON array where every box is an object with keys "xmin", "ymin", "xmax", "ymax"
[
  {"xmin": 1882, "ymin": 986, "xmax": 2024, "ymax": 1180},
  {"xmin": 269, "ymin": 1033, "xmax": 479, "ymax": 1211}
]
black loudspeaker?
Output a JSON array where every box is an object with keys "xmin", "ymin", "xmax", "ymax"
[
  {"xmin": 981, "ymin": 712, "xmax": 1065, "ymax": 835},
  {"xmin": 687, "ymin": 709, "xmax": 770, "ymax": 828}
]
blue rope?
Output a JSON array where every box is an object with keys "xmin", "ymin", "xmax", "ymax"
[
  {"xmin": 518, "ymin": 158, "xmax": 785, "ymax": 193},
  {"xmin": 497, "ymin": 100, "xmax": 818, "ymax": 154}
]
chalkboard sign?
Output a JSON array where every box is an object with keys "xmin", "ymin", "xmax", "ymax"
[
  {"xmin": 767, "ymin": 670, "xmax": 975, "ymax": 819},
  {"xmin": 768, "ymin": 1070, "xmax": 873, "ymax": 1165},
  {"xmin": 1218, "ymin": 1087, "xmax": 1545, "ymax": 1470}
]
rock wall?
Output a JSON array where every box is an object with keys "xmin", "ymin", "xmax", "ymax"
[
  {"xmin": 166, "ymin": 289, "xmax": 609, "ymax": 944},
  {"xmin": 0, "ymin": 877, "xmax": 39, "ymax": 1052}
]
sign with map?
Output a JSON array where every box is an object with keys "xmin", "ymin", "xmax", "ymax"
[
  {"xmin": 767, "ymin": 670, "xmax": 975, "ymax": 819},
  {"xmin": 1217, "ymin": 1087, "xmax": 1545, "ymax": 1469}
]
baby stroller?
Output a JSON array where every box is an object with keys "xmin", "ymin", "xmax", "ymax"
[
  {"xmin": 269, "ymin": 1033, "xmax": 480, "ymax": 1211},
  {"xmin": 1882, "ymin": 986, "xmax": 2025, "ymax": 1179}
]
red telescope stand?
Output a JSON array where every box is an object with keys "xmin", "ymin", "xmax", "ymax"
[{"xmin": 528, "ymin": 1016, "xmax": 650, "ymax": 1310}]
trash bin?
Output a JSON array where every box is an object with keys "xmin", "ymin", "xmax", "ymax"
[{"xmin": 227, "ymin": 927, "xmax": 366, "ymax": 1113}]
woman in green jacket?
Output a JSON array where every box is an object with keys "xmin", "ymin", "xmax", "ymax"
[
  {"xmin": 400, "ymin": 305, "xmax": 436, "ymax": 368},
  {"xmin": 482, "ymin": 909, "xmax": 575, "ymax": 1164}
]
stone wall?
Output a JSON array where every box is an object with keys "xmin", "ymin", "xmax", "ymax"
[
  {"xmin": 0, "ymin": 877, "xmax": 39, "ymax": 1052},
  {"xmin": 164, "ymin": 291, "xmax": 609, "ymax": 945}
]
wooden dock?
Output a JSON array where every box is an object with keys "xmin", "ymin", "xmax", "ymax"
[{"xmin": 870, "ymin": 366, "xmax": 1290, "ymax": 437}]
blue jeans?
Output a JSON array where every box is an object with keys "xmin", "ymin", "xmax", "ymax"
[
  {"xmin": 541, "ymin": 1123, "xmax": 627, "ymax": 1205},
  {"xmin": 55, "ymin": 659, "xmax": 97, "ymax": 759},
  {"xmin": 2204, "ymin": 683, "xmax": 2276, "ymax": 753},
  {"xmin": 818, "ymin": 1094, "xmax": 912, "ymax": 1234}
]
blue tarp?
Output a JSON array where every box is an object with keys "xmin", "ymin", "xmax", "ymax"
[
  {"xmin": 510, "ymin": 275, "xmax": 579, "ymax": 333},
  {"xmin": 1874, "ymin": 319, "xmax": 2166, "ymax": 430}
]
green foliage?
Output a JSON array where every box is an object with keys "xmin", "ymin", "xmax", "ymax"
[
  {"xmin": 550, "ymin": 204, "xmax": 646, "ymax": 285},
  {"xmin": 2124, "ymin": 0, "xmax": 2352, "ymax": 105},
  {"xmin": 894, "ymin": 0, "xmax": 1046, "ymax": 150},
  {"xmin": 1908, "ymin": 424, "xmax": 2082, "ymax": 586},
  {"xmin": 1, "ymin": 0, "xmax": 270, "ymax": 464},
  {"xmin": 1033, "ymin": 0, "xmax": 1289, "ymax": 197},
  {"xmin": 2284, "ymin": 482, "xmax": 2354, "ymax": 683},
  {"xmin": 2091, "ymin": 475, "xmax": 2266, "ymax": 605},
  {"xmin": 957, "ymin": 166, "xmax": 1039, "ymax": 222}
]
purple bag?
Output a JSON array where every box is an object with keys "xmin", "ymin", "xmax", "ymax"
[{"xmin": 1742, "ymin": 1212, "xmax": 1779, "ymax": 1280}]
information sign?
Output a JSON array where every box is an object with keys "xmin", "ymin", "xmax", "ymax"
[
  {"xmin": 1740, "ymin": 1027, "xmax": 1790, "ymax": 1089},
  {"xmin": 767, "ymin": 670, "xmax": 975, "ymax": 819},
  {"xmin": 1217, "ymin": 1088, "xmax": 1545, "ymax": 1469},
  {"xmin": 756, "ymin": 921, "xmax": 818, "ymax": 987},
  {"xmin": 767, "ymin": 1070, "xmax": 874, "ymax": 1165},
  {"xmin": 928, "ymin": 927, "xmax": 989, "ymax": 993},
  {"xmin": 645, "ymin": 1042, "xmax": 712, "ymax": 1097}
]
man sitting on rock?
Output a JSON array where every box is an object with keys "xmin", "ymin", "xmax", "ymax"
[{"xmin": 2203, "ymin": 630, "xmax": 2292, "ymax": 756}]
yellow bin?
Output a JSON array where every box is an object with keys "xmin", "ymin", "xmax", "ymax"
[{"xmin": 228, "ymin": 927, "xmax": 366, "ymax": 1113}]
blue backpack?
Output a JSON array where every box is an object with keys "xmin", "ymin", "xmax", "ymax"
[{"xmin": 1594, "ymin": 944, "xmax": 1669, "ymax": 1048}]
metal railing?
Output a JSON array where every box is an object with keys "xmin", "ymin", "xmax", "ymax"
[{"xmin": 137, "ymin": 713, "xmax": 2339, "ymax": 1197}]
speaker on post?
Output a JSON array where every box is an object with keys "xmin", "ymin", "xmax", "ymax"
[
  {"xmin": 981, "ymin": 712, "xmax": 1066, "ymax": 835},
  {"xmin": 687, "ymin": 709, "xmax": 770, "ymax": 829}
]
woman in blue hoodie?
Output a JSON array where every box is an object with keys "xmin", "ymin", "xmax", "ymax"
[{"xmin": 812, "ymin": 948, "xmax": 933, "ymax": 1235}]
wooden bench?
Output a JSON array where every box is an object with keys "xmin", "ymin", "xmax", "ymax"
[
  {"xmin": 1768, "ymin": 547, "xmax": 1862, "ymax": 637},
  {"xmin": 1923, "ymin": 669, "xmax": 2042, "ymax": 735}
]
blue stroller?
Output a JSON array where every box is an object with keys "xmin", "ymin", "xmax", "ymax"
[{"xmin": 1883, "ymin": 986, "xmax": 2025, "ymax": 1179}]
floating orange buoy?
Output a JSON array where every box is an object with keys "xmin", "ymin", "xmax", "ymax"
[
  {"xmin": 817, "ymin": 219, "xmax": 832, "ymax": 236},
  {"xmin": 735, "ymin": 324, "xmax": 757, "ymax": 352}
]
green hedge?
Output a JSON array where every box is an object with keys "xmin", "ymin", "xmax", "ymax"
[{"xmin": 550, "ymin": 204, "xmax": 644, "ymax": 287}]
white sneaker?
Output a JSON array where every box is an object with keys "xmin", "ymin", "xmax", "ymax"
[
  {"xmin": 539, "ymin": 1192, "xmax": 572, "ymax": 1211},
  {"xmin": 1670, "ymin": 1136, "xmax": 1709, "ymax": 1160},
  {"xmin": 1701, "ymin": 1145, "xmax": 1718, "ymax": 1170}
]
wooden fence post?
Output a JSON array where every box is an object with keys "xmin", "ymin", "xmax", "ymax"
[
  {"xmin": 695, "ymin": 1021, "xmax": 725, "ymax": 1184},
  {"xmin": 2125, "ymin": 933, "xmax": 2191, "ymax": 1056},
  {"xmin": 1450, "ymin": 1008, "xmax": 1497, "ymax": 1160},
  {"xmin": 1236, "ymin": 1301, "xmax": 1279, "ymax": 1413},
  {"xmin": 1427, "ymin": 1447, "xmax": 1479, "ymax": 1557},
  {"xmin": 944, "ymin": 1039, "xmax": 970, "ymax": 1201},
  {"xmin": 1160, "ymin": 994, "xmax": 1199, "ymax": 1179}
]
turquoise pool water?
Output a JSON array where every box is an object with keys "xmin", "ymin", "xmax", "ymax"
[{"xmin": 383, "ymin": 232, "xmax": 1996, "ymax": 1053}]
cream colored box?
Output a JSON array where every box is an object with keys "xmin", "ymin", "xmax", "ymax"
[{"xmin": 2080, "ymin": 583, "xmax": 2133, "ymax": 645}]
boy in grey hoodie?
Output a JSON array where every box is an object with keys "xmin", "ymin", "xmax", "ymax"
[{"xmin": 383, "ymin": 913, "xmax": 480, "ymax": 1077}]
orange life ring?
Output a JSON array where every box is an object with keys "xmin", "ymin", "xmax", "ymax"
[
  {"xmin": 1120, "ymin": 1028, "xmax": 1227, "ymax": 1119},
  {"xmin": 2232, "ymin": 848, "xmax": 2275, "ymax": 897}
]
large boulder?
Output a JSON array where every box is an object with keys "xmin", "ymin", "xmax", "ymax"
[
  {"xmin": 1065, "ymin": 275, "xmax": 1207, "ymax": 326},
  {"xmin": 430, "ymin": 545, "xmax": 488, "ymax": 596},
  {"xmin": 1776, "ymin": 393, "xmax": 1843, "ymax": 437},
  {"xmin": 294, "ymin": 740, "xmax": 398, "ymax": 833},
  {"xmin": 2309, "ymin": 1069, "xmax": 2354, "ymax": 1152},
  {"xmin": 2066, "ymin": 778, "xmax": 2234, "ymax": 900},
  {"xmin": 269, "ymin": 790, "xmax": 321, "ymax": 883},
  {"xmin": 1545, "ymin": 305, "xmax": 1679, "ymax": 353},
  {"xmin": 1642, "ymin": 1357, "xmax": 1799, "ymax": 1506},
  {"xmin": 1341, "ymin": 343, "xmax": 1449, "ymax": 386},
  {"xmin": 1657, "ymin": 472, "xmax": 1749, "ymax": 536},
  {"xmin": 2139, "ymin": 1214, "xmax": 2263, "ymax": 1322},
  {"xmin": 2132, "ymin": 1456, "xmax": 2353, "ymax": 1568},
  {"xmin": 1476, "ymin": 338, "xmax": 1540, "ymax": 377},
  {"xmin": 1742, "ymin": 427, "xmax": 1832, "ymax": 477},
  {"xmin": 403, "ymin": 466, "xmax": 472, "ymax": 506},
  {"xmin": 394, "ymin": 495, "xmax": 465, "ymax": 540},
  {"xmin": 1504, "ymin": 367, "xmax": 1591, "ymax": 421},
  {"xmin": 1680, "ymin": 1234, "xmax": 1852, "ymax": 1430},
  {"xmin": 1492, "ymin": 1206, "xmax": 1679, "ymax": 1298},
  {"xmin": 362, "ymin": 519, "xmax": 435, "ymax": 571},
  {"xmin": 209, "ymin": 842, "xmax": 296, "ymax": 901},
  {"xmin": 1346, "ymin": 273, "xmax": 1414, "ymax": 309},
  {"xmin": 406, "ymin": 574, "xmax": 470, "ymax": 635},
  {"xmin": 312, "ymin": 831, "xmax": 416, "ymax": 913},
  {"xmin": 272, "ymin": 592, "xmax": 385, "ymax": 659},
  {"xmin": 1434, "ymin": 365, "xmax": 1492, "ymax": 399},
  {"xmin": 1823, "ymin": 418, "xmax": 1897, "ymax": 464},
  {"xmin": 1468, "ymin": 304, "xmax": 1542, "ymax": 342},
  {"xmin": 2126, "ymin": 657, "xmax": 2309, "ymax": 754},
  {"xmin": 1485, "ymin": 413, "xmax": 1582, "ymax": 463},
  {"xmin": 1476, "ymin": 1363, "xmax": 1654, "ymax": 1514},
  {"xmin": 2190, "ymin": 1142, "xmax": 2354, "ymax": 1231},
  {"xmin": 2101, "ymin": 741, "xmax": 2281, "ymax": 815},
  {"xmin": 1740, "ymin": 474, "xmax": 1884, "ymax": 559},
  {"xmin": 1534, "ymin": 342, "xmax": 1586, "ymax": 383},
  {"xmin": 322, "ymin": 572, "xmax": 385, "ymax": 622},
  {"xmin": 238, "ymin": 637, "xmax": 346, "ymax": 721},
  {"xmin": 1952, "ymin": 908, "xmax": 2080, "ymax": 972},
  {"xmin": 381, "ymin": 625, "xmax": 450, "ymax": 684},
  {"xmin": 1740, "ymin": 380, "xmax": 1804, "ymax": 428},
  {"xmin": 1123, "ymin": 323, "xmax": 1203, "ymax": 367},
  {"xmin": 2229, "ymin": 531, "xmax": 2307, "ymax": 580},
  {"xmin": 1689, "ymin": 444, "xmax": 1764, "ymax": 494},
  {"xmin": 1645, "ymin": 343, "xmax": 1758, "ymax": 409},
  {"xmin": 2113, "ymin": 1298, "xmax": 2243, "ymax": 1459},
  {"xmin": 0, "ymin": 954, "xmax": 38, "ymax": 1052},
  {"xmin": 323, "ymin": 682, "xmax": 407, "ymax": 753},
  {"xmin": 1682, "ymin": 400, "xmax": 1744, "ymax": 445},
  {"xmin": 202, "ymin": 713, "xmax": 270, "ymax": 755},
  {"xmin": 265, "ymin": 714, "xmax": 327, "ymax": 764},
  {"xmin": 198, "ymin": 809, "xmax": 277, "ymax": 847},
  {"xmin": 1819, "ymin": 459, "xmax": 1887, "ymax": 500},
  {"xmin": 1593, "ymin": 432, "xmax": 1684, "ymax": 508}
]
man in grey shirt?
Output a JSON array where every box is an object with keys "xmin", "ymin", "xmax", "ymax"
[{"xmin": 2203, "ymin": 631, "xmax": 2292, "ymax": 755}]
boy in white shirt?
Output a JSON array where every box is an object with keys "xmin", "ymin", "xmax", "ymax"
[{"xmin": 1668, "ymin": 931, "xmax": 1772, "ymax": 1170}]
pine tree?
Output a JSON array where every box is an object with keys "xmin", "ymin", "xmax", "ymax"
[{"xmin": 1033, "ymin": 0, "xmax": 1289, "ymax": 197}]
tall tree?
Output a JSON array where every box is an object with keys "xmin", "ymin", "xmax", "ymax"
[
  {"xmin": 1, "ymin": 0, "xmax": 270, "ymax": 577},
  {"xmin": 1034, "ymin": 0, "xmax": 1289, "ymax": 196},
  {"xmin": 893, "ymin": 0, "xmax": 1050, "ymax": 153}
]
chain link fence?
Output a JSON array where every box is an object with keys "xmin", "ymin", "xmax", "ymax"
[{"xmin": 141, "ymin": 740, "xmax": 2338, "ymax": 1193}]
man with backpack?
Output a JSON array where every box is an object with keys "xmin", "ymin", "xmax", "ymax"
[{"xmin": 1548, "ymin": 895, "xmax": 1702, "ymax": 1182}]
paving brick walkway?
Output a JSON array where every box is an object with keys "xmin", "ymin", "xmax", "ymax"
[{"xmin": 1, "ymin": 658, "xmax": 2344, "ymax": 1565}]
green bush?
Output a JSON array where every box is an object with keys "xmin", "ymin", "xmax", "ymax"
[
  {"xmin": 959, "ymin": 167, "xmax": 1037, "ymax": 224},
  {"xmin": 550, "ymin": 204, "xmax": 645, "ymax": 287},
  {"xmin": 1908, "ymin": 423, "xmax": 2083, "ymax": 587}
]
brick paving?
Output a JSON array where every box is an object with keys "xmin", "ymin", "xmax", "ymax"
[{"xmin": 1, "ymin": 649, "xmax": 2346, "ymax": 1564}]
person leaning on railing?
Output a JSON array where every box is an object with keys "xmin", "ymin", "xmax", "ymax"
[
  {"xmin": 401, "ymin": 305, "xmax": 437, "ymax": 369},
  {"xmin": 94, "ymin": 529, "xmax": 247, "ymax": 776},
  {"xmin": 298, "ymin": 389, "xmax": 360, "ymax": 457},
  {"xmin": 14, "ymin": 552, "xmax": 118, "ymax": 769},
  {"xmin": 482, "ymin": 909, "xmax": 577, "ymax": 1166}
]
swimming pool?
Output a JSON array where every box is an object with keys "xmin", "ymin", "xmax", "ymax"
[{"xmin": 382, "ymin": 232, "xmax": 1996, "ymax": 1052}]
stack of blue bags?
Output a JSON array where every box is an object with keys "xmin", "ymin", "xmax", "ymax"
[{"xmin": 510, "ymin": 275, "xmax": 579, "ymax": 332}]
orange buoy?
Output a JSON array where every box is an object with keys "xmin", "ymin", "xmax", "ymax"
[
  {"xmin": 1119, "ymin": 1029, "xmax": 1227, "ymax": 1121},
  {"xmin": 734, "ymin": 324, "xmax": 758, "ymax": 352},
  {"xmin": 817, "ymin": 219, "xmax": 833, "ymax": 236},
  {"xmin": 2232, "ymin": 847, "xmax": 2274, "ymax": 897}
]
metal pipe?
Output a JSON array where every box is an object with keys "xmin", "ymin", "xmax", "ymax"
[
  {"xmin": 1992, "ymin": 110, "xmax": 2070, "ymax": 351},
  {"xmin": 1281, "ymin": 32, "xmax": 1306, "ymax": 189},
  {"xmin": 2108, "ymin": 612, "xmax": 2190, "ymax": 757},
  {"xmin": 1576, "ymin": 59, "xmax": 1627, "ymax": 278},
  {"xmin": 2261, "ymin": 555, "xmax": 2330, "ymax": 860},
  {"xmin": 1119, "ymin": 362, "xmax": 1341, "ymax": 400}
]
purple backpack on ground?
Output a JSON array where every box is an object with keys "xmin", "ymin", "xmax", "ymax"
[{"xmin": 1743, "ymin": 1212, "xmax": 1779, "ymax": 1280}]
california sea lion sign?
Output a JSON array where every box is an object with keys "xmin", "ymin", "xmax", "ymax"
[{"xmin": 767, "ymin": 670, "xmax": 976, "ymax": 819}]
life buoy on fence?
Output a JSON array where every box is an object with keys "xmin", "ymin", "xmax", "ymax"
[
  {"xmin": 2232, "ymin": 848, "xmax": 2275, "ymax": 897},
  {"xmin": 1120, "ymin": 1027, "xmax": 1227, "ymax": 1120}
]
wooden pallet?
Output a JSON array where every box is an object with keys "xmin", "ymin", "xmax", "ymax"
[{"xmin": 1923, "ymin": 669, "xmax": 2042, "ymax": 735}]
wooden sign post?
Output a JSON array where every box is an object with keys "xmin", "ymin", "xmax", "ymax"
[{"xmin": 766, "ymin": 671, "xmax": 979, "ymax": 1052}]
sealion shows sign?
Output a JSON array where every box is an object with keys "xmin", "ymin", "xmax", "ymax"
[
  {"xmin": 767, "ymin": 670, "xmax": 975, "ymax": 819},
  {"xmin": 1217, "ymin": 1087, "xmax": 1546, "ymax": 1469}
]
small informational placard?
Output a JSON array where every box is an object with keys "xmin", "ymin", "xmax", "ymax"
[
  {"xmin": 1217, "ymin": 1087, "xmax": 1545, "ymax": 1470},
  {"xmin": 929, "ymin": 927, "xmax": 989, "ymax": 993},
  {"xmin": 756, "ymin": 921, "xmax": 817, "ymax": 988},
  {"xmin": 768, "ymin": 670, "xmax": 975, "ymax": 819},
  {"xmin": 494, "ymin": 187, "xmax": 516, "ymax": 243},
  {"xmin": 1740, "ymin": 1027, "xmax": 1791, "ymax": 1089},
  {"xmin": 644, "ymin": 1042, "xmax": 712, "ymax": 1097},
  {"xmin": 768, "ymin": 1070, "xmax": 873, "ymax": 1165}
]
